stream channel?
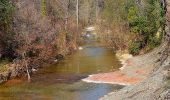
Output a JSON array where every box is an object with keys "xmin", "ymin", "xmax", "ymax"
[{"xmin": 0, "ymin": 41, "xmax": 123, "ymax": 100}]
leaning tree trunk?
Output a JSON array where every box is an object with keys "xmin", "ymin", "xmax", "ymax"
[
  {"xmin": 76, "ymin": 0, "xmax": 79, "ymax": 30},
  {"xmin": 22, "ymin": 52, "xmax": 31, "ymax": 82},
  {"xmin": 159, "ymin": 0, "xmax": 170, "ymax": 65}
]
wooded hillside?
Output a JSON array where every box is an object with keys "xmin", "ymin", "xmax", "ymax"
[{"xmin": 0, "ymin": 0, "xmax": 166, "ymax": 82}]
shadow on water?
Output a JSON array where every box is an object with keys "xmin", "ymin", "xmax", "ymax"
[{"xmin": 0, "ymin": 40, "xmax": 124, "ymax": 100}]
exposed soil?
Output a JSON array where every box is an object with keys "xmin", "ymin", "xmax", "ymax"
[
  {"xmin": 100, "ymin": 43, "xmax": 170, "ymax": 100},
  {"xmin": 82, "ymin": 42, "xmax": 170, "ymax": 100},
  {"xmin": 82, "ymin": 46, "xmax": 160, "ymax": 85}
]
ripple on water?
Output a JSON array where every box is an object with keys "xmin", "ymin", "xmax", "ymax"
[{"xmin": 0, "ymin": 43, "xmax": 123, "ymax": 100}]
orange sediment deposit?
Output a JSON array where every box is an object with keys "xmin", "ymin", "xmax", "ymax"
[
  {"xmin": 126, "ymin": 59, "xmax": 133, "ymax": 66},
  {"xmin": 5, "ymin": 79, "xmax": 23, "ymax": 85},
  {"xmin": 83, "ymin": 71, "xmax": 142, "ymax": 85},
  {"xmin": 82, "ymin": 53, "xmax": 149, "ymax": 85}
]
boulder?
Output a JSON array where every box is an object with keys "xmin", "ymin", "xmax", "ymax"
[{"xmin": 55, "ymin": 54, "xmax": 64, "ymax": 61}]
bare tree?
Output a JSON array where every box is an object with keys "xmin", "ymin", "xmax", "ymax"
[{"xmin": 76, "ymin": 0, "xmax": 79, "ymax": 30}]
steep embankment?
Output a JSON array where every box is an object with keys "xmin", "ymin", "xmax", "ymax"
[
  {"xmin": 100, "ymin": 0, "xmax": 170, "ymax": 99},
  {"xmin": 101, "ymin": 43, "xmax": 170, "ymax": 100}
]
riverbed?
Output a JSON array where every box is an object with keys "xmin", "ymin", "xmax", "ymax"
[{"xmin": 0, "ymin": 42, "xmax": 123, "ymax": 100}]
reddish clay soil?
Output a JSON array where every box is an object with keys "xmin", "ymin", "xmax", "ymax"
[
  {"xmin": 126, "ymin": 59, "xmax": 133, "ymax": 66},
  {"xmin": 5, "ymin": 79, "xmax": 24, "ymax": 85},
  {"xmin": 83, "ymin": 58, "xmax": 149, "ymax": 85},
  {"xmin": 135, "ymin": 69, "xmax": 146, "ymax": 75},
  {"xmin": 83, "ymin": 71, "xmax": 142, "ymax": 85}
]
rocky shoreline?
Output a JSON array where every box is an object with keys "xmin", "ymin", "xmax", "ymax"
[
  {"xmin": 100, "ymin": 43, "xmax": 170, "ymax": 100},
  {"xmin": 81, "ymin": 41, "xmax": 170, "ymax": 100},
  {"xmin": 82, "ymin": 48, "xmax": 158, "ymax": 86}
]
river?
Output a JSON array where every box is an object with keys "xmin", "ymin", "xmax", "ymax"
[{"xmin": 0, "ymin": 41, "xmax": 123, "ymax": 100}]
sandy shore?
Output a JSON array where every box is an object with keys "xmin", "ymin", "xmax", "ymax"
[
  {"xmin": 99, "ymin": 43, "xmax": 170, "ymax": 100},
  {"xmin": 82, "ymin": 52, "xmax": 154, "ymax": 85}
]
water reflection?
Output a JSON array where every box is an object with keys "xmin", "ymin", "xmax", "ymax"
[{"xmin": 0, "ymin": 42, "xmax": 123, "ymax": 100}]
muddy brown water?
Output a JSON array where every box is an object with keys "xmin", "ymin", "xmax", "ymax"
[{"xmin": 0, "ymin": 42, "xmax": 123, "ymax": 100}]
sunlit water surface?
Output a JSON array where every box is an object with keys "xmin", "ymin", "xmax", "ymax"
[{"xmin": 0, "ymin": 42, "xmax": 123, "ymax": 100}]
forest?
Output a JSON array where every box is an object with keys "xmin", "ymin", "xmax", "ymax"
[{"xmin": 0, "ymin": 0, "xmax": 169, "ymax": 100}]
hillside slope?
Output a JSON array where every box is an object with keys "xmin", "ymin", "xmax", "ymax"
[{"xmin": 101, "ymin": 0, "xmax": 170, "ymax": 99}]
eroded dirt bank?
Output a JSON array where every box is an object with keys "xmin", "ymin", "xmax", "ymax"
[
  {"xmin": 84, "ymin": 1, "xmax": 170, "ymax": 99},
  {"xmin": 99, "ymin": 0, "xmax": 170, "ymax": 99},
  {"xmin": 82, "ymin": 49, "xmax": 157, "ymax": 85},
  {"xmin": 100, "ymin": 42, "xmax": 170, "ymax": 100},
  {"xmin": 82, "ymin": 41, "xmax": 170, "ymax": 100}
]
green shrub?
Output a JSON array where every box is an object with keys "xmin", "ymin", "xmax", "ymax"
[
  {"xmin": 127, "ymin": 0, "xmax": 165, "ymax": 54},
  {"xmin": 0, "ymin": 0, "xmax": 16, "ymax": 59},
  {"xmin": 148, "ymin": 34, "xmax": 162, "ymax": 49},
  {"xmin": 41, "ymin": 0, "xmax": 47, "ymax": 16},
  {"xmin": 0, "ymin": 59, "xmax": 9, "ymax": 73},
  {"xmin": 129, "ymin": 41, "xmax": 142, "ymax": 55},
  {"xmin": 0, "ymin": 0, "xmax": 14, "ymax": 31}
]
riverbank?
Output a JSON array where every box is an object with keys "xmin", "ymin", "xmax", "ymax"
[
  {"xmin": 0, "ymin": 47, "xmax": 78, "ymax": 84},
  {"xmin": 83, "ymin": 42, "xmax": 170, "ymax": 99},
  {"xmin": 101, "ymin": 43, "xmax": 170, "ymax": 100},
  {"xmin": 82, "ymin": 50, "xmax": 156, "ymax": 85},
  {"xmin": 100, "ymin": 65, "xmax": 169, "ymax": 100},
  {"xmin": 0, "ymin": 60, "xmax": 56, "ymax": 84},
  {"xmin": 0, "ymin": 44, "xmax": 124, "ymax": 100}
]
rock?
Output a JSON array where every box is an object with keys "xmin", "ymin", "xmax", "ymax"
[
  {"xmin": 78, "ymin": 47, "xmax": 83, "ymax": 50},
  {"xmin": 158, "ymin": 52, "xmax": 162, "ymax": 54},
  {"xmin": 166, "ymin": 70, "xmax": 170, "ymax": 79},
  {"xmin": 54, "ymin": 59, "xmax": 58, "ymax": 62},
  {"xmin": 32, "ymin": 68, "xmax": 37, "ymax": 72},
  {"xmin": 55, "ymin": 54, "xmax": 64, "ymax": 61}
]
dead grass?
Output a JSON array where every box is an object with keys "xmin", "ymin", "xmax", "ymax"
[{"xmin": 0, "ymin": 61, "xmax": 9, "ymax": 73}]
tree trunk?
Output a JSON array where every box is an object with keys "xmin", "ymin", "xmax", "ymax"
[
  {"xmin": 26, "ymin": 62, "xmax": 31, "ymax": 82},
  {"xmin": 76, "ymin": 0, "xmax": 79, "ymax": 30},
  {"xmin": 22, "ymin": 52, "xmax": 31, "ymax": 82}
]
